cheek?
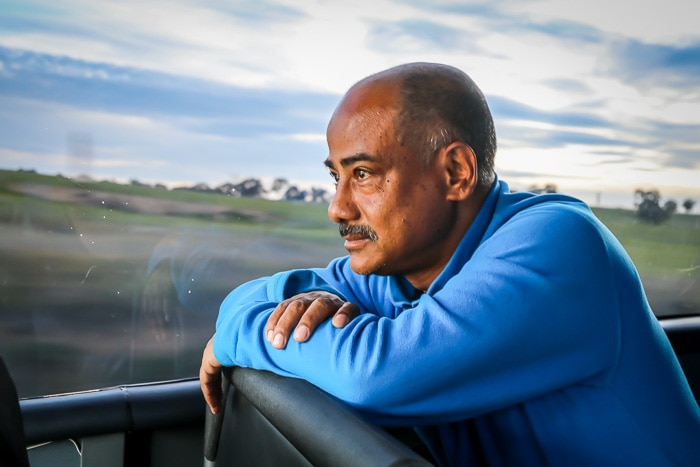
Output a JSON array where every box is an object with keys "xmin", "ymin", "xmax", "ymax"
[{"xmin": 355, "ymin": 188, "xmax": 386, "ymax": 219}]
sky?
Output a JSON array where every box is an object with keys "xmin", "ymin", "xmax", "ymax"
[{"xmin": 1, "ymin": 0, "xmax": 699, "ymax": 209}]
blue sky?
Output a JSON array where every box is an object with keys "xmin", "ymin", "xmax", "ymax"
[{"xmin": 1, "ymin": 0, "xmax": 699, "ymax": 208}]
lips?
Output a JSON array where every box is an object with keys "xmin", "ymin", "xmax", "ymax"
[
  {"xmin": 338, "ymin": 223, "xmax": 377, "ymax": 242},
  {"xmin": 343, "ymin": 235, "xmax": 371, "ymax": 251},
  {"xmin": 338, "ymin": 224, "xmax": 377, "ymax": 251}
]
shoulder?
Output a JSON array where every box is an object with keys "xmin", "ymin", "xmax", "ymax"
[{"xmin": 483, "ymin": 193, "xmax": 619, "ymax": 271}]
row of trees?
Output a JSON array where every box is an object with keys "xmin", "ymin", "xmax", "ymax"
[
  {"xmin": 527, "ymin": 184, "xmax": 696, "ymax": 225},
  {"xmin": 634, "ymin": 189, "xmax": 696, "ymax": 224},
  {"xmin": 136, "ymin": 177, "xmax": 331, "ymax": 203}
]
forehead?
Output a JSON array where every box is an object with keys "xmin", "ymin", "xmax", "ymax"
[
  {"xmin": 325, "ymin": 108, "xmax": 397, "ymax": 169},
  {"xmin": 326, "ymin": 81, "xmax": 401, "ymax": 166}
]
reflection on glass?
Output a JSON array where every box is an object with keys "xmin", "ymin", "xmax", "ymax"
[{"xmin": 0, "ymin": 169, "xmax": 344, "ymax": 397}]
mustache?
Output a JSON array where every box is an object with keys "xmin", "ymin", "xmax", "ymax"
[{"xmin": 338, "ymin": 224, "xmax": 378, "ymax": 242}]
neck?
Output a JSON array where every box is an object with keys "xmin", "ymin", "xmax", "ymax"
[{"xmin": 404, "ymin": 183, "xmax": 490, "ymax": 292}]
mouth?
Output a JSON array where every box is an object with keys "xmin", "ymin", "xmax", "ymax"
[
  {"xmin": 343, "ymin": 235, "xmax": 371, "ymax": 251},
  {"xmin": 338, "ymin": 224, "xmax": 377, "ymax": 250}
]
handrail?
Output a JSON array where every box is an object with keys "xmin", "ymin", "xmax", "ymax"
[
  {"xmin": 20, "ymin": 379, "xmax": 204, "ymax": 445},
  {"xmin": 204, "ymin": 367, "xmax": 432, "ymax": 467}
]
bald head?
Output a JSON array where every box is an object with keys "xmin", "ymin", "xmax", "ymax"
[{"xmin": 330, "ymin": 63, "xmax": 497, "ymax": 189}]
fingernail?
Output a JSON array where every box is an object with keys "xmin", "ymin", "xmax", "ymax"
[
  {"xmin": 333, "ymin": 314, "xmax": 349, "ymax": 327},
  {"xmin": 294, "ymin": 325, "xmax": 309, "ymax": 341},
  {"xmin": 273, "ymin": 333, "xmax": 285, "ymax": 348},
  {"xmin": 266, "ymin": 330, "xmax": 273, "ymax": 342}
]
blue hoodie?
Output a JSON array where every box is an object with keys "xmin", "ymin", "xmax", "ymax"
[{"xmin": 213, "ymin": 179, "xmax": 700, "ymax": 466}]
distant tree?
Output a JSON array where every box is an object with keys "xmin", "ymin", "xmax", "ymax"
[
  {"xmin": 634, "ymin": 189, "xmax": 675, "ymax": 224},
  {"xmin": 234, "ymin": 178, "xmax": 265, "ymax": 197},
  {"xmin": 190, "ymin": 182, "xmax": 215, "ymax": 193},
  {"xmin": 664, "ymin": 200, "xmax": 677, "ymax": 216},
  {"xmin": 634, "ymin": 189, "xmax": 659, "ymax": 207},
  {"xmin": 682, "ymin": 198, "xmax": 696, "ymax": 214},
  {"xmin": 272, "ymin": 178, "xmax": 289, "ymax": 192},
  {"xmin": 527, "ymin": 183, "xmax": 557, "ymax": 194},
  {"xmin": 216, "ymin": 182, "xmax": 238, "ymax": 196},
  {"xmin": 284, "ymin": 186, "xmax": 307, "ymax": 201},
  {"xmin": 311, "ymin": 187, "xmax": 329, "ymax": 203}
]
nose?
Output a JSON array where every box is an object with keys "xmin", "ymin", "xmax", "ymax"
[{"xmin": 327, "ymin": 180, "xmax": 359, "ymax": 224}]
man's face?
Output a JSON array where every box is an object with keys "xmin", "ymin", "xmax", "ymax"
[{"xmin": 324, "ymin": 83, "xmax": 458, "ymax": 289}]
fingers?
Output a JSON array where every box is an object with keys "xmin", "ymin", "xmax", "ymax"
[
  {"xmin": 265, "ymin": 301, "xmax": 288, "ymax": 344},
  {"xmin": 264, "ymin": 291, "xmax": 351, "ymax": 349},
  {"xmin": 200, "ymin": 336, "xmax": 223, "ymax": 414},
  {"xmin": 292, "ymin": 296, "xmax": 343, "ymax": 343},
  {"xmin": 332, "ymin": 301, "xmax": 360, "ymax": 328},
  {"xmin": 266, "ymin": 298, "xmax": 307, "ymax": 349}
]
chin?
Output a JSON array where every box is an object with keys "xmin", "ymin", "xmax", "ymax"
[
  {"xmin": 348, "ymin": 255, "xmax": 376, "ymax": 276},
  {"xmin": 348, "ymin": 255, "xmax": 389, "ymax": 277},
  {"xmin": 348, "ymin": 262, "xmax": 374, "ymax": 276}
]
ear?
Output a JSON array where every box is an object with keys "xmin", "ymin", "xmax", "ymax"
[{"xmin": 442, "ymin": 142, "xmax": 478, "ymax": 201}]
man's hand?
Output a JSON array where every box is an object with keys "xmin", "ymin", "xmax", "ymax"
[
  {"xmin": 200, "ymin": 335, "xmax": 224, "ymax": 414},
  {"xmin": 265, "ymin": 290, "xmax": 359, "ymax": 349}
]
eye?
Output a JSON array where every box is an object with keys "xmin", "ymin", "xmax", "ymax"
[
  {"xmin": 355, "ymin": 168, "xmax": 368, "ymax": 179},
  {"xmin": 328, "ymin": 170, "xmax": 339, "ymax": 183}
]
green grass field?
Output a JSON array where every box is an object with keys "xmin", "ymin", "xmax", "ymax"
[
  {"xmin": 593, "ymin": 207, "xmax": 699, "ymax": 274},
  {"xmin": 0, "ymin": 168, "xmax": 697, "ymax": 396}
]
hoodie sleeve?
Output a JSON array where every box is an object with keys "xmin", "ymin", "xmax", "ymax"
[{"xmin": 213, "ymin": 203, "xmax": 624, "ymax": 426}]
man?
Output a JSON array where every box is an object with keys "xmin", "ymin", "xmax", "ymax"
[{"xmin": 201, "ymin": 63, "xmax": 700, "ymax": 466}]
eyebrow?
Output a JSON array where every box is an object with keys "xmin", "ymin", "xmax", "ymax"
[{"xmin": 324, "ymin": 153, "xmax": 380, "ymax": 170}]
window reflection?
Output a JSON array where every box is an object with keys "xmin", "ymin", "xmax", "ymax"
[{"xmin": 0, "ymin": 169, "xmax": 343, "ymax": 397}]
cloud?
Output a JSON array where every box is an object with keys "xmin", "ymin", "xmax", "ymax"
[
  {"xmin": 400, "ymin": 0, "xmax": 604, "ymax": 44},
  {"xmin": 608, "ymin": 38, "xmax": 700, "ymax": 89},
  {"xmin": 0, "ymin": 45, "xmax": 338, "ymax": 138},
  {"xmin": 367, "ymin": 18, "xmax": 485, "ymax": 54},
  {"xmin": 519, "ymin": 18, "xmax": 602, "ymax": 44},
  {"xmin": 0, "ymin": 43, "xmax": 339, "ymax": 185},
  {"xmin": 541, "ymin": 78, "xmax": 592, "ymax": 94},
  {"xmin": 1, "ymin": 0, "xmax": 698, "ymax": 198},
  {"xmin": 212, "ymin": 0, "xmax": 306, "ymax": 23},
  {"xmin": 488, "ymin": 95, "xmax": 611, "ymax": 129}
]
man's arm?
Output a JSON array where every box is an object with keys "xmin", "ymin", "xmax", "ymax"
[
  {"xmin": 201, "ymin": 290, "xmax": 359, "ymax": 414},
  {"xmin": 209, "ymin": 206, "xmax": 622, "ymax": 425}
]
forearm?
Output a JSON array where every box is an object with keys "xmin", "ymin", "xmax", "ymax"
[{"xmin": 213, "ymin": 217, "xmax": 622, "ymax": 426}]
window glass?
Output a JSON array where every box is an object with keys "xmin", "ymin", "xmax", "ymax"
[
  {"xmin": 1, "ymin": 1, "xmax": 698, "ymax": 398},
  {"xmin": 0, "ymin": 169, "xmax": 345, "ymax": 397}
]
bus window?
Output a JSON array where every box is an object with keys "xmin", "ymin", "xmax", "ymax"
[{"xmin": 0, "ymin": 1, "xmax": 698, "ymax": 399}]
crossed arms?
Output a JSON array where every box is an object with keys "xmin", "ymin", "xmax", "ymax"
[
  {"xmin": 200, "ymin": 202, "xmax": 618, "ymax": 426},
  {"xmin": 201, "ymin": 288, "xmax": 357, "ymax": 414}
]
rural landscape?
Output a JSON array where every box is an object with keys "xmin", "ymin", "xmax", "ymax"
[{"xmin": 0, "ymin": 168, "xmax": 698, "ymax": 398}]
